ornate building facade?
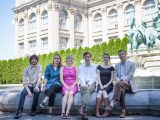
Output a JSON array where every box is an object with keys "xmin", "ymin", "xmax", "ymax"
[{"xmin": 13, "ymin": 0, "xmax": 158, "ymax": 57}]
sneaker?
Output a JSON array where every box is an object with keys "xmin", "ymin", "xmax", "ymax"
[
  {"xmin": 39, "ymin": 102, "xmax": 46, "ymax": 108},
  {"xmin": 46, "ymin": 112, "xmax": 52, "ymax": 118},
  {"xmin": 30, "ymin": 111, "xmax": 36, "ymax": 116},
  {"xmin": 14, "ymin": 111, "xmax": 22, "ymax": 119}
]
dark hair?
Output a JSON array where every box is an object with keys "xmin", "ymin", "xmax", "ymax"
[
  {"xmin": 118, "ymin": 49, "xmax": 127, "ymax": 55},
  {"xmin": 53, "ymin": 54, "xmax": 63, "ymax": 67},
  {"xmin": 29, "ymin": 54, "xmax": 39, "ymax": 65},
  {"xmin": 103, "ymin": 53, "xmax": 110, "ymax": 59},
  {"xmin": 83, "ymin": 52, "xmax": 92, "ymax": 58}
]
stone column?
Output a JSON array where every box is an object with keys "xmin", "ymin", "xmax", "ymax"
[
  {"xmin": 14, "ymin": 15, "xmax": 18, "ymax": 57},
  {"xmin": 47, "ymin": 1, "xmax": 54, "ymax": 52},
  {"xmin": 83, "ymin": 10, "xmax": 89, "ymax": 47},
  {"xmin": 36, "ymin": 6, "xmax": 40, "ymax": 54},
  {"xmin": 24, "ymin": 10, "xmax": 29, "ymax": 55},
  {"xmin": 117, "ymin": 3, "xmax": 124, "ymax": 39},
  {"xmin": 102, "ymin": 7, "xmax": 107, "ymax": 42},
  {"xmin": 88, "ymin": 11, "xmax": 93, "ymax": 47},
  {"xmin": 68, "ymin": 8, "xmax": 75, "ymax": 49},
  {"xmin": 53, "ymin": 3, "xmax": 60, "ymax": 51},
  {"xmin": 134, "ymin": 0, "xmax": 142, "ymax": 27}
]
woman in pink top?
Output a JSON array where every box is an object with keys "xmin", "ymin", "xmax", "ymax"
[{"xmin": 60, "ymin": 54, "xmax": 78, "ymax": 118}]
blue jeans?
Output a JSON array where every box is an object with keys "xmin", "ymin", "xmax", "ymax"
[{"xmin": 17, "ymin": 85, "xmax": 40, "ymax": 113}]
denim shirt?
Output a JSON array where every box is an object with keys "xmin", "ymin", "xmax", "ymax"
[{"xmin": 44, "ymin": 64, "xmax": 62, "ymax": 90}]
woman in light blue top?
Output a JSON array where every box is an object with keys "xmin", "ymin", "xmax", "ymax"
[{"xmin": 40, "ymin": 54, "xmax": 62, "ymax": 116}]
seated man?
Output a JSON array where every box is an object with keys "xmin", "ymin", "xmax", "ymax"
[
  {"xmin": 78, "ymin": 52, "xmax": 97, "ymax": 120},
  {"xmin": 105, "ymin": 50, "xmax": 138, "ymax": 118},
  {"xmin": 14, "ymin": 54, "xmax": 42, "ymax": 119}
]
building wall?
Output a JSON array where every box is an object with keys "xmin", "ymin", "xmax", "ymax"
[{"xmin": 13, "ymin": 0, "xmax": 158, "ymax": 58}]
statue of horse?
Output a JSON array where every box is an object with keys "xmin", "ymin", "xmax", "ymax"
[{"xmin": 128, "ymin": 17, "xmax": 146, "ymax": 50}]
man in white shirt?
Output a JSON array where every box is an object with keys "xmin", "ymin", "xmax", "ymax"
[{"xmin": 78, "ymin": 52, "xmax": 97, "ymax": 120}]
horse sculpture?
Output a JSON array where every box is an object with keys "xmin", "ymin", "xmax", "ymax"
[{"xmin": 128, "ymin": 14, "xmax": 160, "ymax": 50}]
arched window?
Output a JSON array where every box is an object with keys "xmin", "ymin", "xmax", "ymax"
[
  {"xmin": 108, "ymin": 9, "xmax": 118, "ymax": 28},
  {"xmin": 143, "ymin": 0, "xmax": 156, "ymax": 19},
  {"xmin": 93, "ymin": 13, "xmax": 102, "ymax": 32},
  {"xmin": 29, "ymin": 40, "xmax": 37, "ymax": 54},
  {"xmin": 28, "ymin": 13, "xmax": 36, "ymax": 33},
  {"xmin": 18, "ymin": 42, "xmax": 24, "ymax": 55},
  {"xmin": 124, "ymin": 4, "xmax": 135, "ymax": 25},
  {"xmin": 18, "ymin": 18, "xmax": 24, "ymax": 35},
  {"xmin": 75, "ymin": 14, "xmax": 82, "ymax": 32},
  {"xmin": 59, "ymin": 10, "xmax": 68, "ymax": 29},
  {"xmin": 41, "ymin": 11, "xmax": 48, "ymax": 29}
]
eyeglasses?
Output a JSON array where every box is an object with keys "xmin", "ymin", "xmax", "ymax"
[{"xmin": 54, "ymin": 58, "xmax": 60, "ymax": 59}]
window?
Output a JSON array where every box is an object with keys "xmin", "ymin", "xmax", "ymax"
[
  {"xmin": 74, "ymin": 40, "xmax": 82, "ymax": 49},
  {"xmin": 94, "ymin": 39, "xmax": 102, "ymax": 44},
  {"xmin": 93, "ymin": 13, "xmax": 102, "ymax": 32},
  {"xmin": 108, "ymin": 9, "xmax": 118, "ymax": 28},
  {"xmin": 18, "ymin": 19, "xmax": 24, "ymax": 35},
  {"xmin": 28, "ymin": 13, "xmax": 36, "ymax": 33},
  {"xmin": 124, "ymin": 4, "xmax": 135, "ymax": 25},
  {"xmin": 29, "ymin": 40, "xmax": 36, "ymax": 54},
  {"xmin": 143, "ymin": 0, "xmax": 156, "ymax": 19},
  {"xmin": 41, "ymin": 11, "xmax": 48, "ymax": 30},
  {"xmin": 59, "ymin": 10, "xmax": 68, "ymax": 29},
  {"xmin": 18, "ymin": 42, "xmax": 24, "ymax": 55},
  {"xmin": 75, "ymin": 14, "xmax": 82, "ymax": 32},
  {"xmin": 41, "ymin": 37, "xmax": 48, "ymax": 51},
  {"xmin": 59, "ymin": 37, "xmax": 68, "ymax": 50}
]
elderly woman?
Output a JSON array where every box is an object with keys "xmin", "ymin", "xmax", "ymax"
[
  {"xmin": 39, "ymin": 54, "xmax": 62, "ymax": 117},
  {"xmin": 60, "ymin": 54, "xmax": 78, "ymax": 119}
]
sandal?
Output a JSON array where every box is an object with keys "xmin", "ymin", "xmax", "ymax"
[
  {"xmin": 61, "ymin": 113, "xmax": 66, "ymax": 119},
  {"xmin": 65, "ymin": 113, "xmax": 71, "ymax": 119}
]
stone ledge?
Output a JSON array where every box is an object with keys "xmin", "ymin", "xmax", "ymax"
[{"xmin": 0, "ymin": 89, "xmax": 160, "ymax": 115}]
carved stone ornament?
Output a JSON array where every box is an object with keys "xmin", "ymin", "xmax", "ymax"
[
  {"xmin": 88, "ymin": 11, "xmax": 92, "ymax": 17},
  {"xmin": 70, "ymin": 8, "xmax": 75, "ymax": 15},
  {"xmin": 117, "ymin": 3, "xmax": 123, "ymax": 10},
  {"xmin": 23, "ymin": 10, "xmax": 28, "ymax": 19},
  {"xmin": 102, "ymin": 7, "xmax": 107, "ymax": 13},
  {"xmin": 36, "ymin": 6, "xmax": 40, "ymax": 15},
  {"xmin": 83, "ymin": 10, "xmax": 88, "ymax": 18},
  {"xmin": 47, "ymin": 3, "xmax": 52, "ymax": 11},
  {"xmin": 14, "ymin": 15, "xmax": 18, "ymax": 23},
  {"xmin": 53, "ymin": 3, "xmax": 59, "ymax": 11},
  {"xmin": 134, "ymin": 0, "xmax": 141, "ymax": 5}
]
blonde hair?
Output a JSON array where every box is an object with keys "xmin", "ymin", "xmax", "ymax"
[{"xmin": 66, "ymin": 54, "xmax": 74, "ymax": 62}]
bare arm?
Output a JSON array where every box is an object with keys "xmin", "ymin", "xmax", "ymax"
[
  {"xmin": 60, "ymin": 67, "xmax": 68, "ymax": 89},
  {"xmin": 71, "ymin": 67, "xmax": 78, "ymax": 88},
  {"xmin": 97, "ymin": 69, "xmax": 104, "ymax": 90}
]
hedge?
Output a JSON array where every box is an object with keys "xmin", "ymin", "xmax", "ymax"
[{"xmin": 0, "ymin": 36, "xmax": 128, "ymax": 84}]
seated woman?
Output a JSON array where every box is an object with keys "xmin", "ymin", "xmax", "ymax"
[
  {"xmin": 60, "ymin": 54, "xmax": 78, "ymax": 119},
  {"xmin": 39, "ymin": 54, "xmax": 62, "ymax": 117},
  {"xmin": 96, "ymin": 53, "xmax": 114, "ymax": 117}
]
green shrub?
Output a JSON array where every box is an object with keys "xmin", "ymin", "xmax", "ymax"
[{"xmin": 0, "ymin": 37, "xmax": 128, "ymax": 84}]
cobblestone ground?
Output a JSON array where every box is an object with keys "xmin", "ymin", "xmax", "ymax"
[{"xmin": 0, "ymin": 112, "xmax": 160, "ymax": 120}]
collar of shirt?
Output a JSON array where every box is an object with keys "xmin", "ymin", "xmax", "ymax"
[{"xmin": 29, "ymin": 64, "xmax": 38, "ymax": 69}]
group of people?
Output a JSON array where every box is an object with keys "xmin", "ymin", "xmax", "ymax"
[{"xmin": 14, "ymin": 49, "xmax": 137, "ymax": 119}]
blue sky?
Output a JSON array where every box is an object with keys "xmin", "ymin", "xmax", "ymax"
[{"xmin": 0, "ymin": 0, "xmax": 15, "ymax": 60}]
